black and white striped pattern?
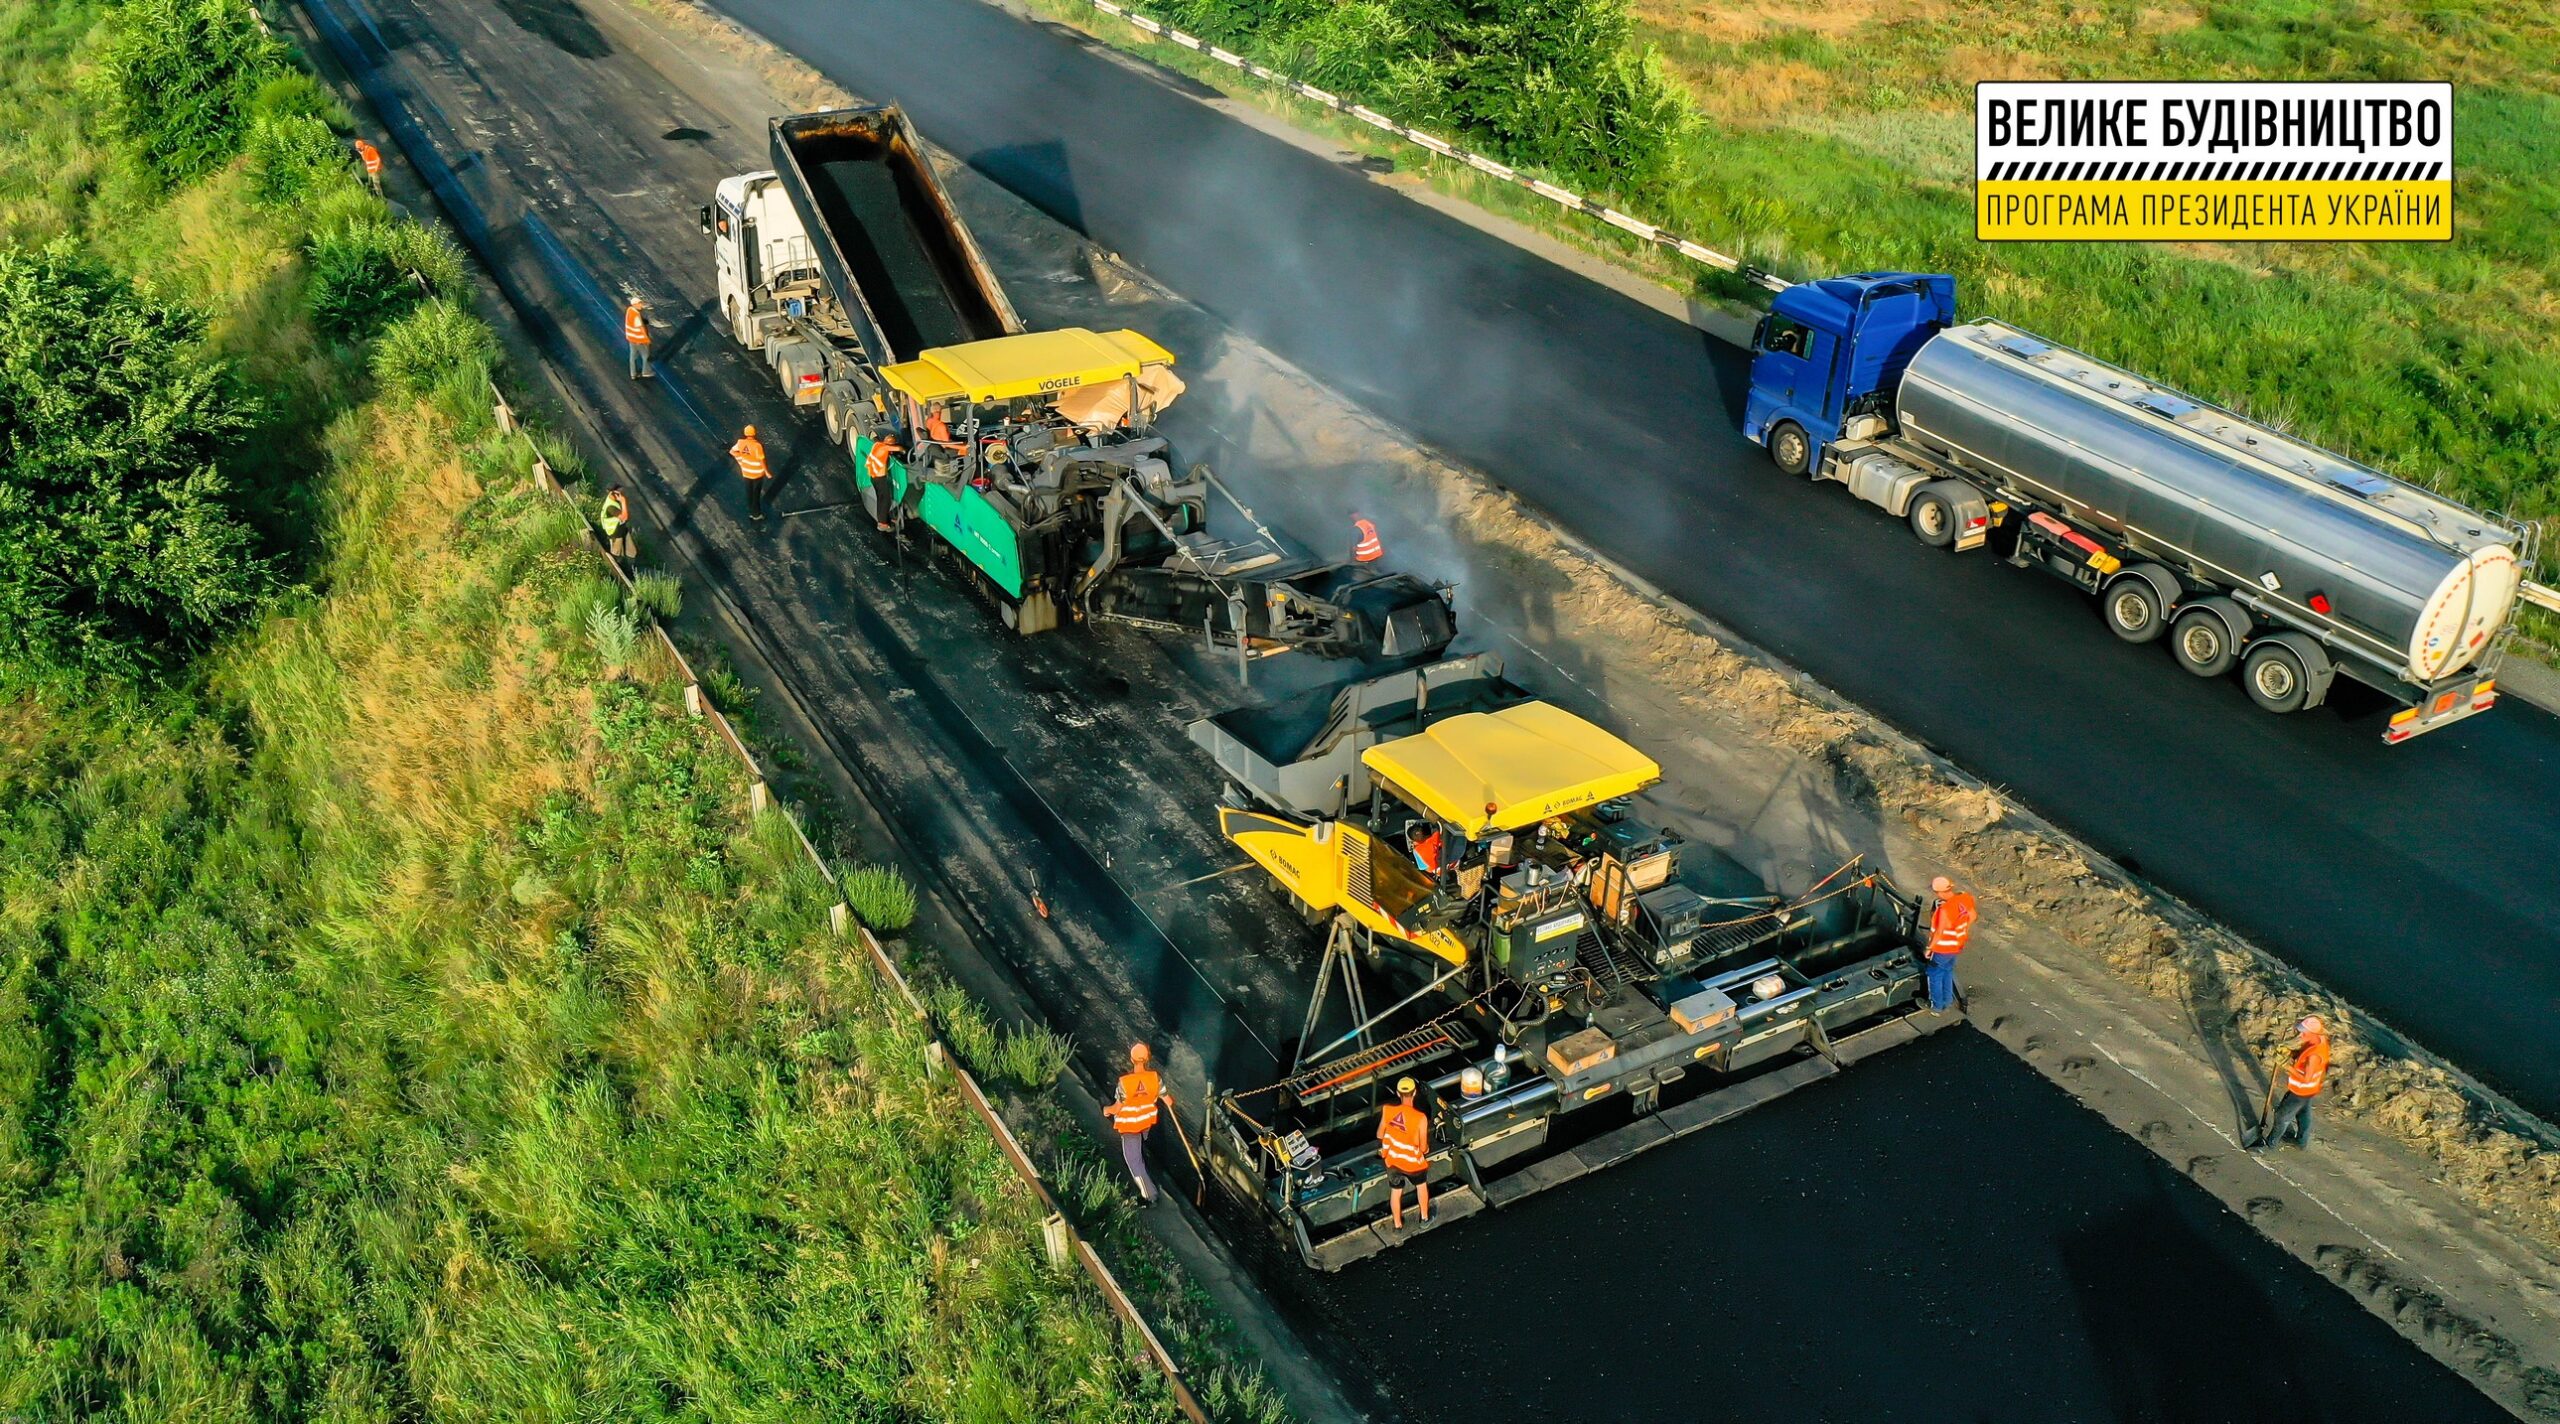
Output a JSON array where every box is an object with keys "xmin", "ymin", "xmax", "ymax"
[{"xmin": 1983, "ymin": 159, "xmax": 2448, "ymax": 182}]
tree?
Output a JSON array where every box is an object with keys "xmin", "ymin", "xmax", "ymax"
[
  {"xmin": 96, "ymin": 0, "xmax": 283, "ymax": 184},
  {"xmin": 0, "ymin": 243, "xmax": 271, "ymax": 674}
]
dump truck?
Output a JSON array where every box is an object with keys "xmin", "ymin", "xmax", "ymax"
[
  {"xmin": 706, "ymin": 106, "xmax": 1454, "ymax": 661},
  {"xmin": 1189, "ymin": 654, "xmax": 1946, "ymax": 1268},
  {"xmin": 1743, "ymin": 272, "xmax": 2557, "ymax": 743}
]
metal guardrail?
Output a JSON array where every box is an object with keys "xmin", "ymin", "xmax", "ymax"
[
  {"xmin": 1074, "ymin": 0, "xmax": 1790, "ymax": 294},
  {"xmin": 492, "ymin": 382, "xmax": 1211, "ymax": 1422}
]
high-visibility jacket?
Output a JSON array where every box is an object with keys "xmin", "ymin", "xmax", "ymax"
[
  {"xmin": 354, "ymin": 138, "xmax": 382, "ymax": 176},
  {"xmin": 623, "ymin": 302, "xmax": 649, "ymax": 346},
  {"xmin": 599, "ymin": 490, "xmax": 629, "ymax": 535},
  {"xmin": 1351, "ymin": 518, "xmax": 1384, "ymax": 563},
  {"xmin": 864, "ymin": 437, "xmax": 900, "ymax": 483},
  {"xmin": 1929, "ymin": 890, "xmax": 1977, "ymax": 956},
  {"xmin": 731, "ymin": 436, "xmax": 768, "ymax": 479},
  {"xmin": 1377, "ymin": 1103, "xmax": 1429, "ymax": 1174},
  {"xmin": 925, "ymin": 410, "xmax": 952, "ymax": 442},
  {"xmin": 1412, "ymin": 826, "xmax": 1444, "ymax": 875},
  {"xmin": 2287, "ymin": 1034, "xmax": 2331, "ymax": 1097},
  {"xmin": 1110, "ymin": 1069, "xmax": 1162, "ymax": 1134}
]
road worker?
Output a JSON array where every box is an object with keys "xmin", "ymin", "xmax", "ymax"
[
  {"xmin": 1924, "ymin": 874, "xmax": 1975, "ymax": 1014},
  {"xmin": 1410, "ymin": 822, "xmax": 1445, "ymax": 877},
  {"xmin": 862, "ymin": 432, "xmax": 902, "ymax": 531},
  {"xmin": 730, "ymin": 425, "xmax": 770, "ymax": 521},
  {"xmin": 353, "ymin": 137, "xmax": 383, "ymax": 194},
  {"xmin": 1377, "ymin": 1077, "xmax": 1431, "ymax": 1228},
  {"xmin": 1350, "ymin": 514, "xmax": 1384, "ymax": 564},
  {"xmin": 2250, "ymin": 1016, "xmax": 2330, "ymax": 1151},
  {"xmin": 623, "ymin": 295, "xmax": 652, "ymax": 379},
  {"xmin": 1107, "ymin": 1042, "xmax": 1169, "ymax": 1204},
  {"xmin": 599, "ymin": 485, "xmax": 635, "ymax": 561}
]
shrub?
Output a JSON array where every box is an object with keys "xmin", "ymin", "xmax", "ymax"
[
  {"xmin": 629, "ymin": 571, "xmax": 682, "ymax": 620},
  {"xmin": 370, "ymin": 297, "xmax": 496, "ymax": 396},
  {"xmin": 97, "ymin": 0, "xmax": 283, "ymax": 184},
  {"xmin": 843, "ymin": 862, "xmax": 918, "ymax": 933},
  {"xmin": 247, "ymin": 69, "xmax": 350, "ymax": 130},
  {"xmin": 994, "ymin": 1025, "xmax": 1074, "ymax": 1090},
  {"xmin": 247, "ymin": 110, "xmax": 347, "ymax": 206},
  {"xmin": 0, "ymin": 242, "xmax": 267, "ymax": 672},
  {"xmin": 307, "ymin": 218, "xmax": 466, "ymax": 341},
  {"xmin": 584, "ymin": 600, "xmax": 638, "ymax": 673}
]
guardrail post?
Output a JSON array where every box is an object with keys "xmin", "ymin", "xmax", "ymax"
[
  {"xmin": 925, "ymin": 1041, "xmax": 950, "ymax": 1077},
  {"xmin": 749, "ymin": 780, "xmax": 770, "ymax": 816},
  {"xmin": 494, "ymin": 400, "xmax": 516, "ymax": 434},
  {"xmin": 683, "ymin": 682, "xmax": 703, "ymax": 718},
  {"xmin": 532, "ymin": 456, "xmax": 555, "ymax": 495},
  {"xmin": 829, "ymin": 902, "xmax": 851, "ymax": 937},
  {"xmin": 1042, "ymin": 1213, "xmax": 1074, "ymax": 1269}
]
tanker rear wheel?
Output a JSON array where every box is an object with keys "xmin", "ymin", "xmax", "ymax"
[
  {"xmin": 2103, "ymin": 577, "xmax": 2166, "ymax": 644},
  {"xmin": 2243, "ymin": 641, "xmax": 2312, "ymax": 714},
  {"xmin": 2171, "ymin": 603, "xmax": 2241, "ymax": 677},
  {"xmin": 1768, "ymin": 422, "xmax": 1811, "ymax": 477},
  {"xmin": 1907, "ymin": 490, "xmax": 1956, "ymax": 548}
]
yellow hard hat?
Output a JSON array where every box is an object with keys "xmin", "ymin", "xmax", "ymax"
[
  {"xmin": 743, "ymin": 424, "xmax": 757, "ymax": 438},
  {"xmin": 1395, "ymin": 1076, "xmax": 1417, "ymax": 1096}
]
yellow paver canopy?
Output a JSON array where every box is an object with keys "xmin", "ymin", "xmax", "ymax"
[
  {"xmin": 880, "ymin": 327, "xmax": 1174, "ymax": 405},
  {"xmin": 1362, "ymin": 703, "xmax": 1659, "ymax": 839}
]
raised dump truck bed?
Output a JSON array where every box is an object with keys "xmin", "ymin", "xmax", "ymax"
[{"xmin": 766, "ymin": 107, "xmax": 1015, "ymax": 363}]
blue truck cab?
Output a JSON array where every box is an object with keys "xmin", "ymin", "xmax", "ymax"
[{"xmin": 1744, "ymin": 272, "xmax": 1956, "ymax": 475}]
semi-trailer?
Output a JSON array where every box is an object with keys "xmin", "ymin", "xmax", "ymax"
[
  {"xmin": 1744, "ymin": 272, "xmax": 2556, "ymax": 743},
  {"xmin": 706, "ymin": 106, "xmax": 1455, "ymax": 662},
  {"xmin": 1190, "ymin": 655, "xmax": 1945, "ymax": 1268}
]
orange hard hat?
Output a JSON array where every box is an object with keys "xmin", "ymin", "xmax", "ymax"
[{"xmin": 742, "ymin": 424, "xmax": 757, "ymax": 438}]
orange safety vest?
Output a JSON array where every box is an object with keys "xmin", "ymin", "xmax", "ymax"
[
  {"xmin": 354, "ymin": 138, "xmax": 381, "ymax": 176},
  {"xmin": 1110, "ymin": 1069, "xmax": 1162, "ymax": 1134},
  {"xmin": 1377, "ymin": 1103, "xmax": 1429, "ymax": 1174},
  {"xmin": 1413, "ymin": 826, "xmax": 1444, "ymax": 875},
  {"xmin": 624, "ymin": 302, "xmax": 649, "ymax": 346},
  {"xmin": 730, "ymin": 436, "xmax": 768, "ymax": 479},
  {"xmin": 864, "ymin": 437, "xmax": 900, "ymax": 483},
  {"xmin": 2287, "ymin": 1034, "xmax": 2331, "ymax": 1097},
  {"xmin": 925, "ymin": 409, "xmax": 952, "ymax": 442},
  {"xmin": 1929, "ymin": 890, "xmax": 1977, "ymax": 956},
  {"xmin": 1351, "ymin": 518, "xmax": 1384, "ymax": 563},
  {"xmin": 598, "ymin": 490, "xmax": 629, "ymax": 534}
]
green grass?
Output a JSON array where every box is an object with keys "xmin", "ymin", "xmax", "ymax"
[
  {"xmin": 1027, "ymin": 0, "xmax": 2560, "ymax": 616},
  {"xmin": 0, "ymin": 2, "xmax": 1210, "ymax": 1415}
]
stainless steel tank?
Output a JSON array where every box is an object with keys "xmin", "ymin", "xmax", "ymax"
[{"xmin": 1894, "ymin": 321, "xmax": 2519, "ymax": 684}]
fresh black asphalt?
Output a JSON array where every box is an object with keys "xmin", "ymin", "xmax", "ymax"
[
  {"xmin": 301, "ymin": 0, "xmax": 2514, "ymax": 1415},
  {"xmin": 713, "ymin": 0, "xmax": 2560, "ymax": 1120}
]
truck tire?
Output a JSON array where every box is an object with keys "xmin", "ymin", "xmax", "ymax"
[
  {"xmin": 1908, "ymin": 489, "xmax": 1957, "ymax": 548},
  {"xmin": 2243, "ymin": 633, "xmax": 2333, "ymax": 714},
  {"xmin": 2102, "ymin": 566, "xmax": 2173, "ymax": 644},
  {"xmin": 1768, "ymin": 422, "xmax": 1811, "ymax": 477},
  {"xmin": 2170, "ymin": 598, "xmax": 2245, "ymax": 677}
]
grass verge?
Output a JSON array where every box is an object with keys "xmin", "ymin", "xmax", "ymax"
[{"xmin": 0, "ymin": 2, "xmax": 1225, "ymax": 1415}]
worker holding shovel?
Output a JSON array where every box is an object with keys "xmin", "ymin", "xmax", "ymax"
[
  {"xmin": 2247, "ymin": 1016, "xmax": 2330, "ymax": 1151},
  {"xmin": 1107, "ymin": 1042, "xmax": 1171, "ymax": 1204}
]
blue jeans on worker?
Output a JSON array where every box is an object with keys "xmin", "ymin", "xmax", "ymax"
[
  {"xmin": 1926, "ymin": 952, "xmax": 1960, "ymax": 1012},
  {"xmin": 2264, "ymin": 1092, "xmax": 2314, "ymax": 1149}
]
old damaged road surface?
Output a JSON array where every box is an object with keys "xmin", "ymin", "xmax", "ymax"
[
  {"xmin": 304, "ymin": 0, "xmax": 2508, "ymax": 1417},
  {"xmin": 711, "ymin": 0, "xmax": 2560, "ymax": 1121}
]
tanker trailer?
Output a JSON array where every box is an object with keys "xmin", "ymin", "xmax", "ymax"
[{"xmin": 1742, "ymin": 272, "xmax": 2550, "ymax": 743}]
